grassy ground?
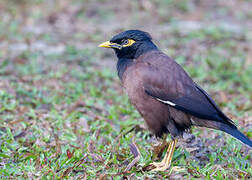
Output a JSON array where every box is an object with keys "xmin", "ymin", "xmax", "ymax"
[{"xmin": 0, "ymin": 0, "xmax": 251, "ymax": 179}]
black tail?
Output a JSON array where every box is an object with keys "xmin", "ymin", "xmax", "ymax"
[{"xmin": 219, "ymin": 123, "xmax": 252, "ymax": 148}]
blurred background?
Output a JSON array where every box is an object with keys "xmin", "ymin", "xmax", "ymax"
[{"xmin": 0, "ymin": 0, "xmax": 251, "ymax": 179}]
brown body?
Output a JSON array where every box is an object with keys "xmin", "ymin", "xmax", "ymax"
[
  {"xmin": 121, "ymin": 50, "xmax": 232, "ymax": 138},
  {"xmin": 122, "ymin": 51, "xmax": 192, "ymax": 137}
]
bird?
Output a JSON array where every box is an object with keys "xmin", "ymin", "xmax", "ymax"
[{"xmin": 98, "ymin": 30, "xmax": 252, "ymax": 171}]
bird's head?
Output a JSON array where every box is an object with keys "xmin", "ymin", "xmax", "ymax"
[{"xmin": 99, "ymin": 30, "xmax": 157, "ymax": 59}]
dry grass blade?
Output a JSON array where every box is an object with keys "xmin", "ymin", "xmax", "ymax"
[
  {"xmin": 125, "ymin": 138, "xmax": 141, "ymax": 171},
  {"xmin": 60, "ymin": 154, "xmax": 87, "ymax": 178}
]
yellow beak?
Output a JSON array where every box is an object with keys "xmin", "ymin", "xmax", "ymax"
[{"xmin": 98, "ymin": 41, "xmax": 122, "ymax": 49}]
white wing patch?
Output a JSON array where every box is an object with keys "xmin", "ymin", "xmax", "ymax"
[{"xmin": 156, "ymin": 98, "xmax": 176, "ymax": 106}]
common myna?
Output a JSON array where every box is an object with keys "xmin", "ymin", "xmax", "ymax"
[{"xmin": 99, "ymin": 30, "xmax": 252, "ymax": 171}]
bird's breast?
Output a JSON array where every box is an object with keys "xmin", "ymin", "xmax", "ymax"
[{"xmin": 122, "ymin": 67, "xmax": 170, "ymax": 136}]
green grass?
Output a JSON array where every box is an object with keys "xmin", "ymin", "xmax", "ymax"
[{"xmin": 0, "ymin": 0, "xmax": 251, "ymax": 179}]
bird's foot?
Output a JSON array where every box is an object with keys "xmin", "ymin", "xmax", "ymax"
[
  {"xmin": 150, "ymin": 163, "xmax": 185, "ymax": 172},
  {"xmin": 150, "ymin": 161, "xmax": 171, "ymax": 171},
  {"xmin": 171, "ymin": 166, "xmax": 185, "ymax": 172},
  {"xmin": 150, "ymin": 139, "xmax": 177, "ymax": 171}
]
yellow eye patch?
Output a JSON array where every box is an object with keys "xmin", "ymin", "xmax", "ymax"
[{"xmin": 122, "ymin": 39, "xmax": 135, "ymax": 47}]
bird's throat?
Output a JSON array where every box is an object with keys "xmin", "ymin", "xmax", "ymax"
[{"xmin": 116, "ymin": 58, "xmax": 133, "ymax": 80}]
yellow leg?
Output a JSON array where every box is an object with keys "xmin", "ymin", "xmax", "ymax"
[{"xmin": 151, "ymin": 139, "xmax": 177, "ymax": 171}]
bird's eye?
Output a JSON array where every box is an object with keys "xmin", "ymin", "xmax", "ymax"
[
  {"xmin": 121, "ymin": 39, "xmax": 129, "ymax": 45},
  {"xmin": 121, "ymin": 39, "xmax": 136, "ymax": 47}
]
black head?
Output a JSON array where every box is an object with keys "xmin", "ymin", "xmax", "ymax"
[{"xmin": 99, "ymin": 30, "xmax": 157, "ymax": 59}]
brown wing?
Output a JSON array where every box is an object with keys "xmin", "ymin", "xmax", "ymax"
[{"xmin": 136, "ymin": 51, "xmax": 235, "ymax": 126}]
